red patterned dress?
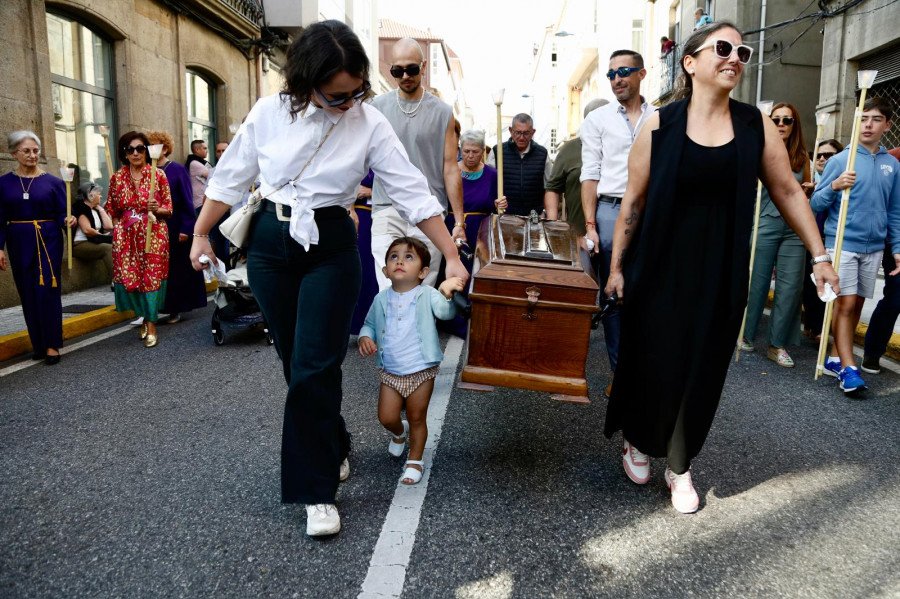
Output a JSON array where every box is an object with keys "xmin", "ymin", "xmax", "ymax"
[{"xmin": 106, "ymin": 165, "xmax": 172, "ymax": 321}]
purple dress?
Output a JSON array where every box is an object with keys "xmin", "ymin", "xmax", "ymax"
[
  {"xmin": 160, "ymin": 161, "xmax": 207, "ymax": 315},
  {"xmin": 0, "ymin": 172, "xmax": 67, "ymax": 354},
  {"xmin": 441, "ymin": 164, "xmax": 498, "ymax": 338}
]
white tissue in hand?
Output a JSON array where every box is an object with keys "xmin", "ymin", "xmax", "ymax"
[
  {"xmin": 811, "ymin": 273, "xmax": 837, "ymax": 302},
  {"xmin": 200, "ymin": 253, "xmax": 228, "ymax": 284}
]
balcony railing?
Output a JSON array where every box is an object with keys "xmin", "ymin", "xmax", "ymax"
[
  {"xmin": 651, "ymin": 46, "xmax": 683, "ymax": 104},
  {"xmin": 219, "ymin": 0, "xmax": 263, "ymax": 26}
]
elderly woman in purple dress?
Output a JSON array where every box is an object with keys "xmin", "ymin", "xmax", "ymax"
[
  {"xmin": 441, "ymin": 129, "xmax": 499, "ymax": 337},
  {"xmin": 0, "ymin": 131, "xmax": 76, "ymax": 365}
]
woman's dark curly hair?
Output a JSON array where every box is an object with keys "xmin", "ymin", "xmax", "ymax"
[
  {"xmin": 281, "ymin": 20, "xmax": 372, "ymax": 121},
  {"xmin": 117, "ymin": 131, "xmax": 150, "ymax": 164}
]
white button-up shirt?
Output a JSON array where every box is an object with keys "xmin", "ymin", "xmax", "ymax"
[
  {"xmin": 205, "ymin": 94, "xmax": 443, "ymax": 250},
  {"xmin": 579, "ymin": 99, "xmax": 657, "ymax": 197}
]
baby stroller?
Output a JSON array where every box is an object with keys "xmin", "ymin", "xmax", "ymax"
[{"xmin": 210, "ymin": 251, "xmax": 273, "ymax": 346}]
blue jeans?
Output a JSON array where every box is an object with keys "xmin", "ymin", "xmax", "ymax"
[
  {"xmin": 864, "ymin": 248, "xmax": 900, "ymax": 357},
  {"xmin": 246, "ymin": 205, "xmax": 360, "ymax": 504},
  {"xmin": 596, "ymin": 199, "xmax": 620, "ymax": 371}
]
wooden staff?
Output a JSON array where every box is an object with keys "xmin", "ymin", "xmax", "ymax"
[
  {"xmin": 735, "ymin": 100, "xmax": 775, "ymax": 362},
  {"xmin": 810, "ymin": 110, "xmax": 831, "ymax": 170},
  {"xmin": 59, "ymin": 164, "xmax": 74, "ymax": 269},
  {"xmin": 144, "ymin": 144, "xmax": 164, "ymax": 253},
  {"xmin": 99, "ymin": 125, "xmax": 114, "ymax": 179},
  {"xmin": 492, "ymin": 89, "xmax": 505, "ymax": 215},
  {"xmin": 815, "ymin": 70, "xmax": 878, "ymax": 380}
]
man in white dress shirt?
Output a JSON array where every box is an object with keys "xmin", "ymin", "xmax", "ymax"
[
  {"xmin": 370, "ymin": 38, "xmax": 465, "ymax": 290},
  {"xmin": 581, "ymin": 49, "xmax": 657, "ymax": 391}
]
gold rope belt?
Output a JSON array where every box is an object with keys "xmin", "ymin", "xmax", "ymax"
[{"xmin": 9, "ymin": 220, "xmax": 57, "ymax": 287}]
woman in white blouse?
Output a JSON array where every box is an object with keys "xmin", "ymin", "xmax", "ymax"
[{"xmin": 190, "ymin": 20, "xmax": 468, "ymax": 537}]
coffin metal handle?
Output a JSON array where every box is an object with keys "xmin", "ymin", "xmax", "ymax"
[{"xmin": 523, "ymin": 286, "xmax": 541, "ymax": 320}]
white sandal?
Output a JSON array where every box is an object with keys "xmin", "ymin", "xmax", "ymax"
[
  {"xmin": 401, "ymin": 460, "xmax": 424, "ymax": 485},
  {"xmin": 388, "ymin": 420, "xmax": 409, "ymax": 457}
]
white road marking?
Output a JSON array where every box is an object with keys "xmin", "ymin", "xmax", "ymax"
[
  {"xmin": 358, "ymin": 336, "xmax": 464, "ymax": 599},
  {"xmin": 0, "ymin": 323, "xmax": 134, "ymax": 378}
]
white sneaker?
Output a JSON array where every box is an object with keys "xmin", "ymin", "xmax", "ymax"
[
  {"xmin": 664, "ymin": 467, "xmax": 699, "ymax": 514},
  {"xmin": 339, "ymin": 458, "xmax": 350, "ymax": 482},
  {"xmin": 622, "ymin": 439, "xmax": 650, "ymax": 484},
  {"xmin": 306, "ymin": 504, "xmax": 341, "ymax": 536}
]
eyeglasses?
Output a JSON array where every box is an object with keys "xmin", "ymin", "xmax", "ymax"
[
  {"xmin": 771, "ymin": 116, "xmax": 795, "ymax": 126},
  {"xmin": 606, "ymin": 67, "xmax": 643, "ymax": 80},
  {"xmin": 314, "ymin": 82, "xmax": 371, "ymax": 108},
  {"xmin": 817, "ymin": 151, "xmax": 836, "ymax": 160},
  {"xmin": 693, "ymin": 38, "xmax": 753, "ymax": 64},
  {"xmin": 125, "ymin": 145, "xmax": 147, "ymax": 154},
  {"xmin": 510, "ymin": 130, "xmax": 534, "ymax": 138},
  {"xmin": 16, "ymin": 148, "xmax": 40, "ymax": 156},
  {"xmin": 389, "ymin": 63, "xmax": 422, "ymax": 78}
]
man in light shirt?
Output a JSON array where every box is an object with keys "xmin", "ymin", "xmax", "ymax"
[{"xmin": 581, "ymin": 49, "xmax": 657, "ymax": 392}]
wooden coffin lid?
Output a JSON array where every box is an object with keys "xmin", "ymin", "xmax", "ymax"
[{"xmin": 473, "ymin": 214, "xmax": 599, "ymax": 303}]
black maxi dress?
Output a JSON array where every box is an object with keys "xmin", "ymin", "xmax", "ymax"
[{"xmin": 604, "ymin": 99, "xmax": 765, "ymax": 474}]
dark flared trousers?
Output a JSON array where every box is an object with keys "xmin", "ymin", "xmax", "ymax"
[{"xmin": 246, "ymin": 205, "xmax": 360, "ymax": 504}]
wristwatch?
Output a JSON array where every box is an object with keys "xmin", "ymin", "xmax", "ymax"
[{"xmin": 810, "ymin": 254, "xmax": 832, "ymax": 266}]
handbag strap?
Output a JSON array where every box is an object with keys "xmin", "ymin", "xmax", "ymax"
[{"xmin": 262, "ymin": 117, "xmax": 338, "ymax": 202}]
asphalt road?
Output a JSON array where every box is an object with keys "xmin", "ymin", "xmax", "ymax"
[{"xmin": 1, "ymin": 304, "xmax": 898, "ymax": 598}]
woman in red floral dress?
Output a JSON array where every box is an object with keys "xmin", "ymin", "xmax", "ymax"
[{"xmin": 106, "ymin": 131, "xmax": 173, "ymax": 347}]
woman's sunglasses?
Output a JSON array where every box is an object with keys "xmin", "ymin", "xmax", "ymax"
[
  {"xmin": 693, "ymin": 38, "xmax": 753, "ymax": 64},
  {"xmin": 314, "ymin": 83, "xmax": 371, "ymax": 108},
  {"xmin": 124, "ymin": 145, "xmax": 147, "ymax": 154},
  {"xmin": 771, "ymin": 116, "xmax": 795, "ymax": 126},
  {"xmin": 817, "ymin": 151, "xmax": 837, "ymax": 160},
  {"xmin": 389, "ymin": 63, "xmax": 422, "ymax": 78}
]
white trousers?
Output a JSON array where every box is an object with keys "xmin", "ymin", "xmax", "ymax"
[{"xmin": 371, "ymin": 206, "xmax": 443, "ymax": 291}]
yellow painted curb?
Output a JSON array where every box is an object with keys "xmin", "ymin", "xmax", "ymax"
[{"xmin": 0, "ymin": 306, "xmax": 135, "ymax": 362}]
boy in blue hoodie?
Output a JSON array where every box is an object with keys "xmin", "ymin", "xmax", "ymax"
[{"xmin": 811, "ymin": 96, "xmax": 900, "ymax": 394}]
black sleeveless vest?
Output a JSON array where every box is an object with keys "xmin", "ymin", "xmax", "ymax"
[{"xmin": 496, "ymin": 139, "xmax": 548, "ymax": 216}]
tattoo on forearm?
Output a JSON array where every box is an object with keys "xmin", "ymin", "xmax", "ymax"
[{"xmin": 624, "ymin": 210, "xmax": 638, "ymax": 225}]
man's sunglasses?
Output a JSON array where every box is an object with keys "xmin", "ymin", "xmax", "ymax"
[
  {"xmin": 315, "ymin": 82, "xmax": 371, "ymax": 108},
  {"xmin": 771, "ymin": 116, "xmax": 795, "ymax": 126},
  {"xmin": 817, "ymin": 151, "xmax": 837, "ymax": 160},
  {"xmin": 125, "ymin": 145, "xmax": 147, "ymax": 154},
  {"xmin": 389, "ymin": 63, "xmax": 422, "ymax": 78},
  {"xmin": 693, "ymin": 38, "xmax": 753, "ymax": 64},
  {"xmin": 606, "ymin": 66, "xmax": 643, "ymax": 80}
]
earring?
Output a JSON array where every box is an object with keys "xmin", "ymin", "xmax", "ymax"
[{"xmin": 689, "ymin": 69, "xmax": 695, "ymax": 75}]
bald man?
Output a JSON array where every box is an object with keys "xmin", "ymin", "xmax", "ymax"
[{"xmin": 370, "ymin": 38, "xmax": 465, "ymax": 290}]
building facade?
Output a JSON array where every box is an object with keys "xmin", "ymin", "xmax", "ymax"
[{"xmin": 1, "ymin": 0, "xmax": 378, "ymax": 307}]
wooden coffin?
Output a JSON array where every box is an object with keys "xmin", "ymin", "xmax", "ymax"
[{"xmin": 459, "ymin": 213, "xmax": 599, "ymax": 399}]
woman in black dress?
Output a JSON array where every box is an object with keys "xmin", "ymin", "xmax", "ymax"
[{"xmin": 603, "ymin": 22, "xmax": 839, "ymax": 513}]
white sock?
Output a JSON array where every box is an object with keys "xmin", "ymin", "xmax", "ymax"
[{"xmin": 826, "ymin": 356, "xmax": 840, "ymax": 364}]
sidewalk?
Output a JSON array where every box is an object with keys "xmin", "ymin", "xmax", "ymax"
[
  {"xmin": 1, "ymin": 277, "xmax": 898, "ymax": 363},
  {"xmin": 0, "ymin": 280, "xmax": 217, "ymax": 362}
]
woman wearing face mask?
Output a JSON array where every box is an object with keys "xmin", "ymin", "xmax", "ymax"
[
  {"xmin": 740, "ymin": 102, "xmax": 812, "ymax": 368},
  {"xmin": 603, "ymin": 23, "xmax": 838, "ymax": 514}
]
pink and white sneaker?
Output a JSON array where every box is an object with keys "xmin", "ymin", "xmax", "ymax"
[
  {"xmin": 622, "ymin": 439, "xmax": 650, "ymax": 484},
  {"xmin": 664, "ymin": 466, "xmax": 699, "ymax": 513}
]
